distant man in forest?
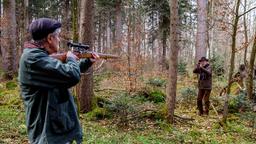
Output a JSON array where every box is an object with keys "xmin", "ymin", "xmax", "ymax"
[
  {"xmin": 18, "ymin": 18, "xmax": 99, "ymax": 144},
  {"xmin": 193, "ymin": 57, "xmax": 212, "ymax": 116}
]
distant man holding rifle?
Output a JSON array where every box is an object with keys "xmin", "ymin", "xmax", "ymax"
[
  {"xmin": 193, "ymin": 57, "xmax": 212, "ymax": 116},
  {"xmin": 19, "ymin": 18, "xmax": 100, "ymax": 144}
]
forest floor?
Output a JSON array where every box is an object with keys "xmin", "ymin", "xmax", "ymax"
[{"xmin": 1, "ymin": 72, "xmax": 256, "ymax": 144}]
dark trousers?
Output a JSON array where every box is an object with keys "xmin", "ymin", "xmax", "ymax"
[{"xmin": 197, "ymin": 89, "xmax": 211, "ymax": 114}]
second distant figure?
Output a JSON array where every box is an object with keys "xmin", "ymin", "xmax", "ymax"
[{"xmin": 193, "ymin": 57, "xmax": 212, "ymax": 116}]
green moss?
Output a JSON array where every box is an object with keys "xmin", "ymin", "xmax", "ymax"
[
  {"xmin": 149, "ymin": 90, "xmax": 166, "ymax": 103},
  {"xmin": 5, "ymin": 81, "xmax": 17, "ymax": 90},
  {"xmin": 86, "ymin": 107, "xmax": 112, "ymax": 120}
]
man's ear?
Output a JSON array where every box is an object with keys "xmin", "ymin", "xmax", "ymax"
[{"xmin": 47, "ymin": 34, "xmax": 53, "ymax": 44}]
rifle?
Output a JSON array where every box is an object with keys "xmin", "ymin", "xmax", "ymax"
[{"xmin": 50, "ymin": 42, "xmax": 119, "ymax": 62}]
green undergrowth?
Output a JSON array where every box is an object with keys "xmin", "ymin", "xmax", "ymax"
[{"xmin": 1, "ymin": 76, "xmax": 256, "ymax": 143}]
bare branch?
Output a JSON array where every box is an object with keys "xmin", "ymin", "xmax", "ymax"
[{"xmin": 238, "ymin": 6, "xmax": 256, "ymax": 18}]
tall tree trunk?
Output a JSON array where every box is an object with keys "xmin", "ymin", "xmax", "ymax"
[
  {"xmin": 18, "ymin": 0, "xmax": 29, "ymax": 61},
  {"xmin": 1, "ymin": 0, "xmax": 16, "ymax": 79},
  {"xmin": 167, "ymin": 0, "xmax": 179, "ymax": 124},
  {"xmin": 223, "ymin": 0, "xmax": 241, "ymax": 123},
  {"xmin": 23, "ymin": 0, "xmax": 29, "ymax": 42},
  {"xmin": 195, "ymin": 0, "xmax": 208, "ymax": 63},
  {"xmin": 247, "ymin": 34, "xmax": 256, "ymax": 100},
  {"xmin": 102, "ymin": 12, "xmax": 107, "ymax": 52},
  {"xmin": 106, "ymin": 12, "xmax": 112, "ymax": 52},
  {"xmin": 127, "ymin": 9, "xmax": 132, "ymax": 93},
  {"xmin": 72, "ymin": 0, "xmax": 78, "ymax": 42},
  {"xmin": 0, "ymin": 0, "xmax": 2, "ymax": 57},
  {"xmin": 243, "ymin": 0, "xmax": 248, "ymax": 64},
  {"xmin": 150, "ymin": 13, "xmax": 155, "ymax": 61},
  {"xmin": 61, "ymin": 0, "xmax": 70, "ymax": 50},
  {"xmin": 209, "ymin": 0, "xmax": 215, "ymax": 57},
  {"xmin": 162, "ymin": 29, "xmax": 167, "ymax": 70},
  {"xmin": 97, "ymin": 10, "xmax": 102, "ymax": 52},
  {"xmin": 77, "ymin": 0, "xmax": 94, "ymax": 113},
  {"xmin": 113, "ymin": 0, "xmax": 122, "ymax": 54}
]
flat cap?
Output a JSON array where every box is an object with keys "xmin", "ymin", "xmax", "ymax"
[
  {"xmin": 199, "ymin": 57, "xmax": 208, "ymax": 62},
  {"xmin": 29, "ymin": 18, "xmax": 61, "ymax": 40}
]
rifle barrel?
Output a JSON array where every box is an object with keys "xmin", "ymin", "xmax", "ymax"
[
  {"xmin": 50, "ymin": 51, "xmax": 119, "ymax": 62},
  {"xmin": 78, "ymin": 52, "xmax": 119, "ymax": 59}
]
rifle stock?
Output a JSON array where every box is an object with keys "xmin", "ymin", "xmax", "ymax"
[{"xmin": 50, "ymin": 51, "xmax": 119, "ymax": 62}]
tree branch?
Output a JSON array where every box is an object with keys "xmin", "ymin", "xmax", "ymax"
[{"xmin": 238, "ymin": 6, "xmax": 256, "ymax": 18}]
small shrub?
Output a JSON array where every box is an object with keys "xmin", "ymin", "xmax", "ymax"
[
  {"xmin": 0, "ymin": 83, "xmax": 4, "ymax": 90},
  {"xmin": 228, "ymin": 92, "xmax": 250, "ymax": 113},
  {"xmin": 5, "ymin": 81, "xmax": 17, "ymax": 90},
  {"xmin": 210, "ymin": 54, "xmax": 225, "ymax": 76},
  {"xmin": 86, "ymin": 107, "xmax": 111, "ymax": 120},
  {"xmin": 178, "ymin": 61, "xmax": 187, "ymax": 75},
  {"xmin": 95, "ymin": 96, "xmax": 112, "ymax": 108},
  {"xmin": 148, "ymin": 90, "xmax": 166, "ymax": 103},
  {"xmin": 137, "ymin": 87, "xmax": 166, "ymax": 103},
  {"xmin": 177, "ymin": 87, "xmax": 197, "ymax": 104},
  {"xmin": 141, "ymin": 103, "xmax": 166, "ymax": 120},
  {"xmin": 108, "ymin": 93, "xmax": 136, "ymax": 126},
  {"xmin": 147, "ymin": 78, "xmax": 166, "ymax": 87}
]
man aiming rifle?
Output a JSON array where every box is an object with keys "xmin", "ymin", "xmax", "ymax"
[
  {"xmin": 193, "ymin": 57, "xmax": 212, "ymax": 116},
  {"xmin": 19, "ymin": 18, "xmax": 104, "ymax": 144}
]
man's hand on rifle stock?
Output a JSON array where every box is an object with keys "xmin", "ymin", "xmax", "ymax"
[
  {"xmin": 90, "ymin": 52, "xmax": 100, "ymax": 63},
  {"xmin": 67, "ymin": 51, "xmax": 78, "ymax": 61}
]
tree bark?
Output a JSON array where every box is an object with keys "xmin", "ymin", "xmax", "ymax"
[
  {"xmin": 61, "ymin": 0, "xmax": 70, "ymax": 50},
  {"xmin": 223, "ymin": 0, "xmax": 241, "ymax": 123},
  {"xmin": 0, "ymin": 0, "xmax": 2, "ymax": 57},
  {"xmin": 243, "ymin": 0, "xmax": 248, "ymax": 64},
  {"xmin": 247, "ymin": 34, "xmax": 256, "ymax": 100},
  {"xmin": 106, "ymin": 12, "xmax": 112, "ymax": 52},
  {"xmin": 113, "ymin": 0, "xmax": 122, "ymax": 54},
  {"xmin": 18, "ymin": 0, "xmax": 29, "ymax": 60},
  {"xmin": 127, "ymin": 8, "xmax": 132, "ymax": 93},
  {"xmin": 1, "ymin": 0, "xmax": 16, "ymax": 79},
  {"xmin": 72, "ymin": 0, "xmax": 78, "ymax": 42},
  {"xmin": 167, "ymin": 0, "xmax": 180, "ymax": 124},
  {"xmin": 195, "ymin": 0, "xmax": 208, "ymax": 63},
  {"xmin": 97, "ymin": 10, "xmax": 102, "ymax": 52},
  {"xmin": 77, "ymin": 0, "xmax": 94, "ymax": 113},
  {"xmin": 162, "ymin": 29, "xmax": 167, "ymax": 70}
]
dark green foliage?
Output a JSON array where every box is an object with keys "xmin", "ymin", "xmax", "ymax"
[
  {"xmin": 177, "ymin": 87, "xmax": 197, "ymax": 104},
  {"xmin": 210, "ymin": 54, "xmax": 225, "ymax": 76},
  {"xmin": 107, "ymin": 93, "xmax": 134, "ymax": 113},
  {"xmin": 148, "ymin": 90, "xmax": 166, "ymax": 103},
  {"xmin": 135, "ymin": 78, "xmax": 167, "ymax": 103},
  {"xmin": 5, "ymin": 81, "xmax": 17, "ymax": 90},
  {"xmin": 29, "ymin": 1, "xmax": 62, "ymax": 19},
  {"xmin": 95, "ymin": 96, "xmax": 112, "ymax": 108},
  {"xmin": 178, "ymin": 61, "xmax": 187, "ymax": 75},
  {"xmin": 1, "ymin": 78, "xmax": 256, "ymax": 143},
  {"xmin": 107, "ymin": 93, "xmax": 136, "ymax": 126},
  {"xmin": 142, "ymin": 0, "xmax": 195, "ymax": 42},
  {"xmin": 147, "ymin": 77, "xmax": 166, "ymax": 87},
  {"xmin": 86, "ymin": 107, "xmax": 112, "ymax": 120},
  {"xmin": 228, "ymin": 92, "xmax": 251, "ymax": 113},
  {"xmin": 141, "ymin": 104, "xmax": 166, "ymax": 120},
  {"xmin": 96, "ymin": 0, "xmax": 116, "ymax": 8},
  {"xmin": 137, "ymin": 86, "xmax": 166, "ymax": 103}
]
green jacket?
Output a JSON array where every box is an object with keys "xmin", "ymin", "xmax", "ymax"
[{"xmin": 19, "ymin": 48, "xmax": 92, "ymax": 144}]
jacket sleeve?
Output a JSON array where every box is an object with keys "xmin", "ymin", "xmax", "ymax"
[
  {"xmin": 193, "ymin": 67, "xmax": 200, "ymax": 73},
  {"xmin": 78, "ymin": 58, "xmax": 93, "ymax": 73},
  {"xmin": 200, "ymin": 66, "xmax": 212, "ymax": 76},
  {"xmin": 26, "ymin": 51, "xmax": 81, "ymax": 88}
]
